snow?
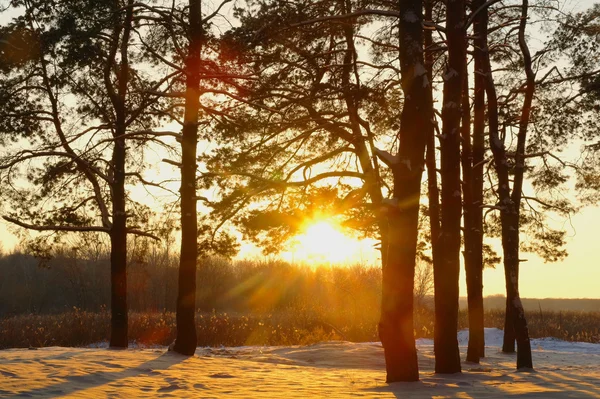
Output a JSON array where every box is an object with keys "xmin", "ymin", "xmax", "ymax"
[
  {"xmin": 443, "ymin": 68, "xmax": 459, "ymax": 81},
  {"xmin": 414, "ymin": 63, "xmax": 427, "ymax": 78},
  {"xmin": 1, "ymin": 328, "xmax": 599, "ymax": 397},
  {"xmin": 458, "ymin": 327, "xmax": 506, "ymax": 347},
  {"xmin": 374, "ymin": 148, "xmax": 399, "ymax": 166}
]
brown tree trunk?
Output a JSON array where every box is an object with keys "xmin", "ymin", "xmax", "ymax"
[
  {"xmin": 484, "ymin": 0, "xmax": 534, "ymax": 370},
  {"xmin": 424, "ymin": 0, "xmax": 441, "ymax": 291},
  {"xmin": 483, "ymin": 26, "xmax": 519, "ymax": 356},
  {"xmin": 380, "ymin": 197, "xmax": 420, "ymax": 383},
  {"xmin": 505, "ymin": 0, "xmax": 535, "ymax": 369},
  {"xmin": 469, "ymin": 0, "xmax": 487, "ymax": 361},
  {"xmin": 109, "ymin": 0, "xmax": 133, "ymax": 349},
  {"xmin": 172, "ymin": 0, "xmax": 202, "ymax": 356},
  {"xmin": 110, "ymin": 136, "xmax": 128, "ymax": 348},
  {"xmin": 378, "ymin": 0, "xmax": 431, "ymax": 382},
  {"xmin": 110, "ymin": 143, "xmax": 127, "ymax": 349},
  {"xmin": 483, "ymin": 45, "xmax": 519, "ymax": 357},
  {"xmin": 461, "ymin": 60, "xmax": 484, "ymax": 363},
  {"xmin": 435, "ymin": 0, "xmax": 465, "ymax": 374},
  {"xmin": 501, "ymin": 211, "xmax": 532, "ymax": 369}
]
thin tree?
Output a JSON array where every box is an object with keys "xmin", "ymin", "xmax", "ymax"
[
  {"xmin": 109, "ymin": 0, "xmax": 135, "ymax": 348},
  {"xmin": 171, "ymin": 0, "xmax": 203, "ymax": 356},
  {"xmin": 434, "ymin": 0, "xmax": 465, "ymax": 374},
  {"xmin": 479, "ymin": 0, "xmax": 534, "ymax": 369},
  {"xmin": 424, "ymin": 0, "xmax": 441, "ymax": 302},
  {"xmin": 463, "ymin": 0, "xmax": 488, "ymax": 363}
]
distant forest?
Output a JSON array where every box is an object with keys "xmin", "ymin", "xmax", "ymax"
[
  {"xmin": 459, "ymin": 297, "xmax": 600, "ymax": 313},
  {"xmin": 2, "ymin": 249, "xmax": 598, "ymax": 318},
  {"xmin": 0, "ymin": 248, "xmax": 382, "ymax": 317}
]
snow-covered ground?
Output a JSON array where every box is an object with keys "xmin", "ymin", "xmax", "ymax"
[{"xmin": 1, "ymin": 328, "xmax": 599, "ymax": 398}]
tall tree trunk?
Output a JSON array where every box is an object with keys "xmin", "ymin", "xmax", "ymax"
[
  {"xmin": 484, "ymin": 0, "xmax": 534, "ymax": 370},
  {"xmin": 482, "ymin": 37, "xmax": 517, "ymax": 356},
  {"xmin": 110, "ymin": 140, "xmax": 128, "ymax": 349},
  {"xmin": 462, "ymin": 60, "xmax": 484, "ymax": 363},
  {"xmin": 424, "ymin": 0, "xmax": 441, "ymax": 294},
  {"xmin": 172, "ymin": 0, "xmax": 202, "ymax": 356},
  {"xmin": 435, "ymin": 0, "xmax": 465, "ymax": 374},
  {"xmin": 505, "ymin": 0, "xmax": 535, "ymax": 369},
  {"xmin": 109, "ymin": 0, "xmax": 133, "ymax": 349},
  {"xmin": 378, "ymin": 0, "xmax": 431, "ymax": 383},
  {"xmin": 469, "ymin": 0, "xmax": 487, "ymax": 361},
  {"xmin": 480, "ymin": 16, "xmax": 518, "ymax": 355}
]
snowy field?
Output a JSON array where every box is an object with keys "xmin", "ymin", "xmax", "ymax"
[{"xmin": 1, "ymin": 328, "xmax": 599, "ymax": 398}]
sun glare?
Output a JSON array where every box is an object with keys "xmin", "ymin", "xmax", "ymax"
[{"xmin": 284, "ymin": 220, "xmax": 376, "ymax": 265}]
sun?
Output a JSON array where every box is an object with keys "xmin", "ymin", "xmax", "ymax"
[{"xmin": 283, "ymin": 219, "xmax": 377, "ymax": 265}]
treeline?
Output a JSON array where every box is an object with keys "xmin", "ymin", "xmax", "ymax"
[
  {"xmin": 459, "ymin": 297, "xmax": 600, "ymax": 313},
  {"xmin": 4, "ymin": 246, "xmax": 596, "ymax": 318},
  {"xmin": 0, "ymin": 251, "xmax": 382, "ymax": 318}
]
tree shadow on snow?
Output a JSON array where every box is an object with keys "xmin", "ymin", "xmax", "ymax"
[
  {"xmin": 362, "ymin": 368, "xmax": 600, "ymax": 398},
  {"xmin": 6, "ymin": 349, "xmax": 189, "ymax": 398}
]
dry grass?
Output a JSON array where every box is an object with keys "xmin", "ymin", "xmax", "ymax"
[
  {"xmin": 1, "ymin": 307, "xmax": 598, "ymax": 349},
  {"xmin": 0, "ymin": 309, "xmax": 343, "ymax": 349},
  {"xmin": 474, "ymin": 309, "xmax": 600, "ymax": 344}
]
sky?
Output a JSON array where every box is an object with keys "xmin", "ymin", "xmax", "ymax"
[{"xmin": 1, "ymin": 0, "xmax": 600, "ymax": 299}]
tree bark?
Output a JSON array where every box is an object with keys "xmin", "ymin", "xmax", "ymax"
[
  {"xmin": 502, "ymin": 294, "xmax": 516, "ymax": 352},
  {"xmin": 501, "ymin": 211, "xmax": 532, "ymax": 369},
  {"xmin": 467, "ymin": 0, "xmax": 487, "ymax": 362},
  {"xmin": 109, "ymin": 132, "xmax": 128, "ymax": 348},
  {"xmin": 172, "ymin": 0, "xmax": 202, "ymax": 356},
  {"xmin": 484, "ymin": 0, "xmax": 533, "ymax": 370},
  {"xmin": 379, "ymin": 0, "xmax": 431, "ymax": 383},
  {"xmin": 461, "ymin": 60, "xmax": 484, "ymax": 363},
  {"xmin": 482, "ymin": 22, "xmax": 519, "ymax": 356},
  {"xmin": 435, "ymin": 0, "xmax": 465, "ymax": 374},
  {"xmin": 109, "ymin": 0, "xmax": 133, "ymax": 349},
  {"xmin": 110, "ymin": 139, "xmax": 128, "ymax": 349},
  {"xmin": 505, "ymin": 0, "xmax": 535, "ymax": 369},
  {"xmin": 380, "ymin": 198, "xmax": 420, "ymax": 383},
  {"xmin": 424, "ymin": 0, "xmax": 441, "ymax": 296}
]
